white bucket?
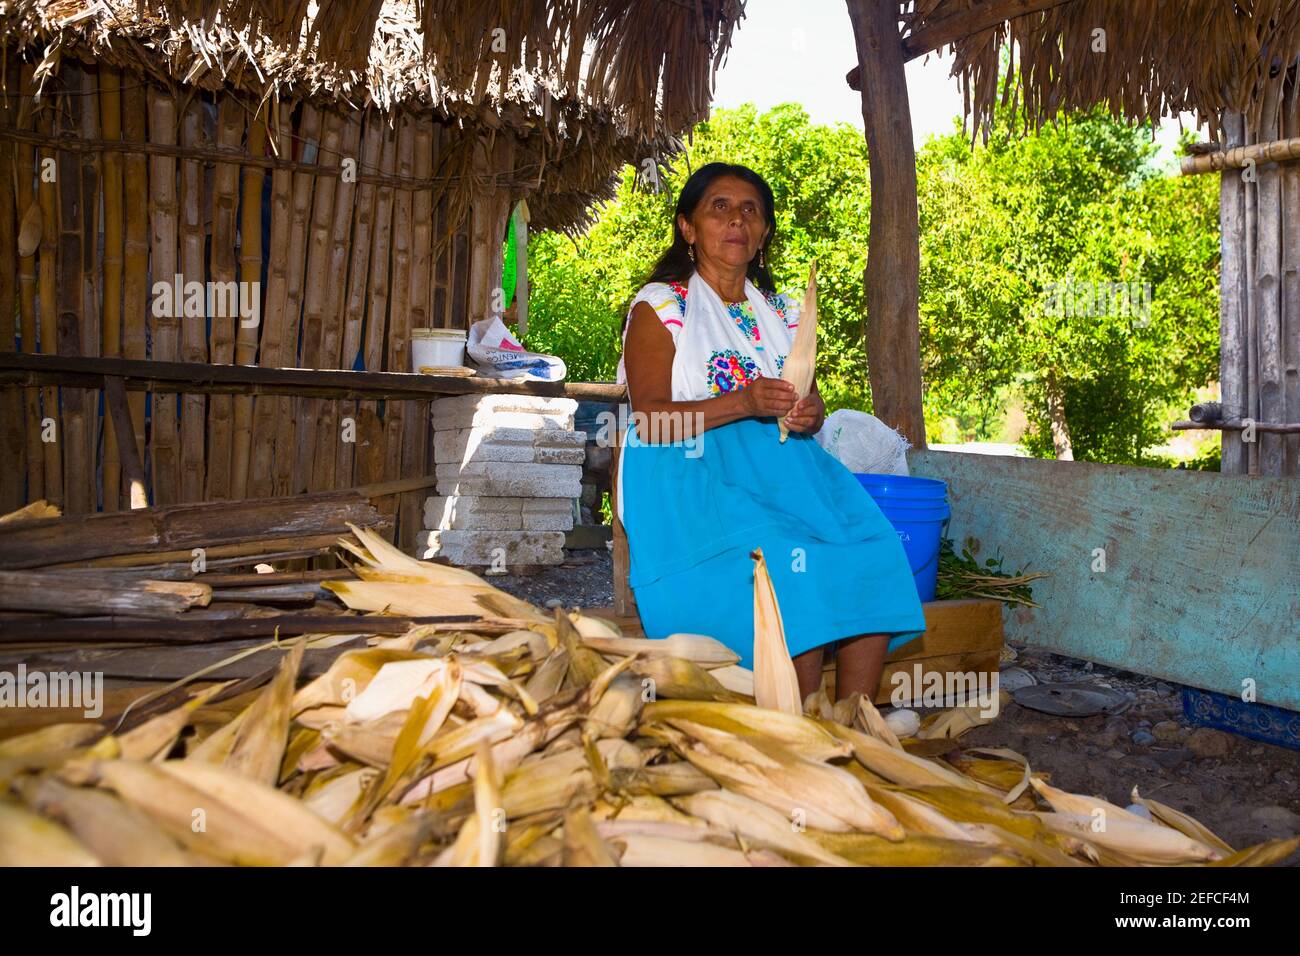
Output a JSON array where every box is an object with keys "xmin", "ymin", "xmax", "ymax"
[{"xmin": 411, "ymin": 328, "xmax": 467, "ymax": 372}]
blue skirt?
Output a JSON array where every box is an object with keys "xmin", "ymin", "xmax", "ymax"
[{"xmin": 620, "ymin": 415, "xmax": 926, "ymax": 669}]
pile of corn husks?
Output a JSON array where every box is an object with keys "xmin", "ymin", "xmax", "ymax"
[{"xmin": 1, "ymin": 527, "xmax": 1294, "ymax": 867}]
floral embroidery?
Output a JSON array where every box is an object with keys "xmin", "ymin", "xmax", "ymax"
[
  {"xmin": 707, "ymin": 349, "xmax": 761, "ymax": 395},
  {"xmin": 724, "ymin": 300, "xmax": 762, "ymax": 349},
  {"xmin": 764, "ymin": 291, "xmax": 788, "ymax": 324},
  {"xmin": 667, "ymin": 281, "xmax": 689, "ymax": 316},
  {"xmin": 776, "ymin": 354, "xmax": 786, "ymax": 374}
]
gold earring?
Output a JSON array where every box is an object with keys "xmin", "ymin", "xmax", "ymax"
[
  {"xmin": 758, "ymin": 248, "xmax": 766, "ymax": 268},
  {"xmin": 687, "ymin": 244, "xmax": 696, "ymax": 262}
]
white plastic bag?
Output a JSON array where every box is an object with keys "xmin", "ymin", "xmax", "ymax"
[
  {"xmin": 466, "ymin": 315, "xmax": 567, "ymax": 382},
  {"xmin": 814, "ymin": 409, "xmax": 911, "ymax": 475}
]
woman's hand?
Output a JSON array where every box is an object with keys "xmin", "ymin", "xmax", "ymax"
[
  {"xmin": 783, "ymin": 390, "xmax": 825, "ymax": 434},
  {"xmin": 737, "ymin": 377, "xmax": 798, "ymax": 419}
]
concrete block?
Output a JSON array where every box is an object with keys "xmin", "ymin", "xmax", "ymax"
[
  {"xmin": 433, "ymin": 461, "xmax": 582, "ymax": 498},
  {"xmin": 432, "ymin": 394, "xmax": 577, "ymax": 431},
  {"xmin": 416, "ymin": 529, "xmax": 566, "ymax": 566},
  {"xmin": 434, "ymin": 426, "xmax": 586, "ymax": 465}
]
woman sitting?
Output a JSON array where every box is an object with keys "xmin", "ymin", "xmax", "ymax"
[{"xmin": 615, "ymin": 161, "xmax": 926, "ymax": 704}]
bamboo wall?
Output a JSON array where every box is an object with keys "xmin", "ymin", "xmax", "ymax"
[
  {"xmin": 0, "ymin": 59, "xmax": 519, "ymax": 547},
  {"xmin": 1219, "ymin": 69, "xmax": 1300, "ymax": 477}
]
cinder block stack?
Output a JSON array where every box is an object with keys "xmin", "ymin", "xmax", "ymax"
[{"xmin": 417, "ymin": 394, "xmax": 584, "ymax": 568}]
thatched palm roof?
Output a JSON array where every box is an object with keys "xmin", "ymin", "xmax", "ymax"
[
  {"xmin": 901, "ymin": 0, "xmax": 1300, "ymax": 140},
  {"xmin": 0, "ymin": 0, "xmax": 746, "ymax": 231}
]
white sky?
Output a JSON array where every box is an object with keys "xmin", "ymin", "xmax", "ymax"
[{"xmin": 709, "ymin": 0, "xmax": 1202, "ymax": 168}]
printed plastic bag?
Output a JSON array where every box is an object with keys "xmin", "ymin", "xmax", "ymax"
[
  {"xmin": 466, "ymin": 315, "xmax": 567, "ymax": 382},
  {"xmin": 814, "ymin": 409, "xmax": 910, "ymax": 475}
]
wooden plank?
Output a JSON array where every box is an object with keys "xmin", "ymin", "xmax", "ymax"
[
  {"xmin": 178, "ymin": 99, "xmax": 208, "ymax": 503},
  {"xmin": 910, "ymin": 449, "xmax": 1300, "ymax": 711},
  {"xmin": 15, "ymin": 63, "xmax": 42, "ymax": 503},
  {"xmin": 1255, "ymin": 82, "xmax": 1285, "ymax": 475},
  {"xmin": 1281, "ymin": 81, "xmax": 1300, "ymax": 476},
  {"xmin": 98, "ymin": 65, "xmax": 125, "ymax": 511},
  {"xmin": 104, "ymin": 376, "xmax": 148, "ymax": 508},
  {"xmin": 846, "ymin": 0, "xmax": 926, "ymax": 448},
  {"xmin": 231, "ymin": 113, "xmax": 268, "ymax": 499},
  {"xmin": 147, "ymin": 86, "xmax": 180, "ymax": 505},
  {"xmin": 0, "ymin": 570, "xmax": 210, "ymax": 617},
  {"xmin": 609, "ymin": 421, "xmax": 637, "ymax": 618},
  {"xmin": 1220, "ymin": 111, "xmax": 1249, "ymax": 475},
  {"xmin": 0, "ymin": 491, "xmax": 383, "ymax": 569}
]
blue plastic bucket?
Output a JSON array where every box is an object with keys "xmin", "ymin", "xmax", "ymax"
[{"xmin": 854, "ymin": 473, "xmax": 950, "ymax": 602}]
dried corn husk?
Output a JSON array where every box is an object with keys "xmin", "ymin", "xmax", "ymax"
[
  {"xmin": 750, "ymin": 547, "xmax": 801, "ymax": 715},
  {"xmin": 778, "ymin": 261, "xmax": 818, "ymax": 441}
]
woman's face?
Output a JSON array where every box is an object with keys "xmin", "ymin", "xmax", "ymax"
[{"xmin": 678, "ymin": 175, "xmax": 769, "ymax": 272}]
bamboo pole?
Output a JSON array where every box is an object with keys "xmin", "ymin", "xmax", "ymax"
[
  {"xmin": 247, "ymin": 103, "xmax": 294, "ymax": 499},
  {"xmin": 399, "ymin": 115, "xmax": 435, "ymax": 548},
  {"xmin": 433, "ymin": 124, "xmax": 451, "ymax": 330},
  {"xmin": 272, "ymin": 103, "xmax": 320, "ymax": 497},
  {"xmin": 1180, "ymin": 136, "xmax": 1300, "ymax": 175},
  {"xmin": 293, "ymin": 109, "xmax": 343, "ymax": 496},
  {"xmin": 57, "ymin": 65, "xmax": 91, "ymax": 514},
  {"xmin": 204, "ymin": 97, "xmax": 244, "ymax": 501},
  {"xmin": 356, "ymin": 117, "xmax": 397, "ymax": 494},
  {"xmin": 15, "ymin": 64, "xmax": 41, "ymax": 502},
  {"xmin": 121, "ymin": 84, "xmax": 149, "ymax": 500},
  {"xmin": 147, "ymin": 86, "xmax": 180, "ymax": 505},
  {"xmin": 230, "ymin": 113, "xmax": 267, "ymax": 499},
  {"xmin": 382, "ymin": 114, "xmax": 415, "ymax": 545},
  {"xmin": 178, "ymin": 98, "xmax": 207, "ymax": 503},
  {"xmin": 0, "ymin": 60, "xmax": 21, "ymax": 512},
  {"xmin": 78, "ymin": 64, "xmax": 102, "ymax": 510},
  {"xmin": 99, "ymin": 65, "xmax": 125, "ymax": 511},
  {"xmin": 311, "ymin": 110, "xmax": 361, "ymax": 493},
  {"xmin": 334, "ymin": 111, "xmax": 382, "ymax": 488},
  {"xmin": 35, "ymin": 74, "xmax": 62, "ymax": 509}
]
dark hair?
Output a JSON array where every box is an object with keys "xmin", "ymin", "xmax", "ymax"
[{"xmin": 624, "ymin": 163, "xmax": 778, "ymax": 333}]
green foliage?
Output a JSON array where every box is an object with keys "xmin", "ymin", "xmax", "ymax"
[{"xmin": 525, "ymin": 101, "xmax": 1221, "ymax": 466}]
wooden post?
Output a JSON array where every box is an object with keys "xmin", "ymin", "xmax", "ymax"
[
  {"xmin": 1255, "ymin": 80, "xmax": 1284, "ymax": 476},
  {"xmin": 1219, "ymin": 111, "xmax": 1248, "ymax": 475},
  {"xmin": 231, "ymin": 114, "xmax": 268, "ymax": 499},
  {"xmin": 36, "ymin": 75, "xmax": 62, "ymax": 508},
  {"xmin": 121, "ymin": 84, "xmax": 149, "ymax": 500},
  {"xmin": 1282, "ymin": 78, "xmax": 1300, "ymax": 475},
  {"xmin": 104, "ymin": 376, "xmax": 148, "ymax": 508},
  {"xmin": 0, "ymin": 61, "xmax": 20, "ymax": 512},
  {"xmin": 609, "ymin": 405, "xmax": 637, "ymax": 619},
  {"xmin": 845, "ymin": 0, "xmax": 926, "ymax": 448},
  {"xmin": 57, "ymin": 65, "xmax": 91, "ymax": 514}
]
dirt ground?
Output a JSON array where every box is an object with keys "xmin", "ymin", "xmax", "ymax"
[{"xmin": 493, "ymin": 548, "xmax": 1300, "ymax": 860}]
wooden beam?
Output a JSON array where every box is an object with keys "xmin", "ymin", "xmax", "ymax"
[
  {"xmin": 845, "ymin": 0, "xmax": 1073, "ymax": 88},
  {"xmin": 846, "ymin": 0, "xmax": 927, "ymax": 447},
  {"xmin": 1180, "ymin": 135, "xmax": 1300, "ymax": 175},
  {"xmin": 0, "ymin": 353, "xmax": 628, "ymax": 402}
]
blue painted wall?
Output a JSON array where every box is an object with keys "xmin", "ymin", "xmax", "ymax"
[{"xmin": 908, "ymin": 450, "xmax": 1300, "ymax": 711}]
